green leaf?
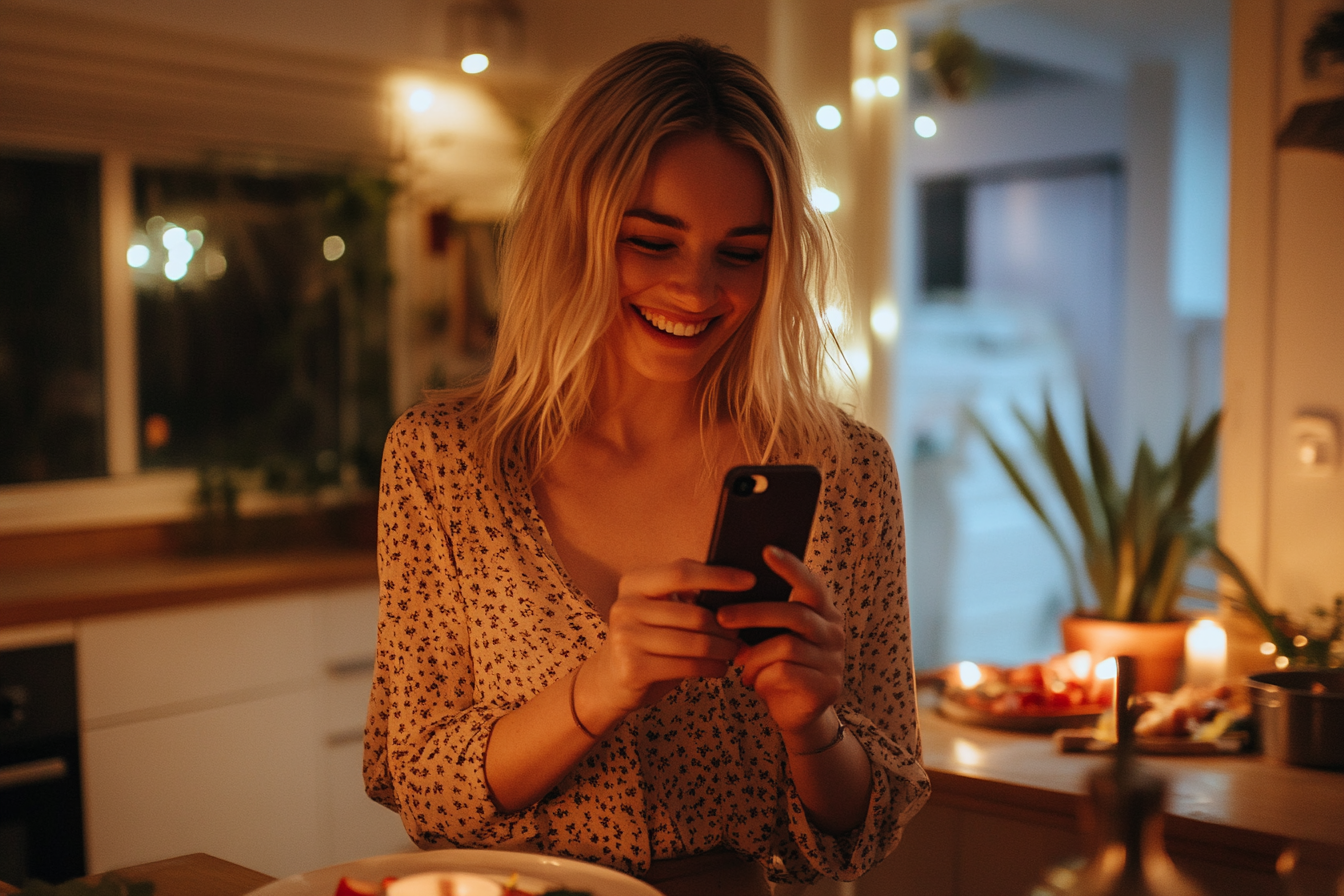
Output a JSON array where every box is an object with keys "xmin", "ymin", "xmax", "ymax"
[
  {"xmin": 1169, "ymin": 409, "xmax": 1221, "ymax": 511},
  {"xmin": 1041, "ymin": 402, "xmax": 1098, "ymax": 549},
  {"xmin": 1208, "ymin": 544, "xmax": 1295, "ymax": 654},
  {"xmin": 1113, "ymin": 531, "xmax": 1136, "ymax": 620},
  {"xmin": 966, "ymin": 408, "xmax": 1086, "ymax": 612},
  {"xmin": 1083, "ymin": 399, "xmax": 1121, "ymax": 549},
  {"xmin": 1147, "ymin": 532, "xmax": 1188, "ymax": 622}
]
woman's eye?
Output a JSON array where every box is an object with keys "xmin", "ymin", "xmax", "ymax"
[
  {"xmin": 626, "ymin": 237, "xmax": 673, "ymax": 252},
  {"xmin": 721, "ymin": 247, "xmax": 764, "ymax": 265}
]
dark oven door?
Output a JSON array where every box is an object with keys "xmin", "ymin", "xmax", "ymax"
[{"xmin": 0, "ymin": 641, "xmax": 86, "ymax": 887}]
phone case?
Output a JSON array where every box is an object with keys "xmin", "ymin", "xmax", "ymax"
[{"xmin": 699, "ymin": 464, "xmax": 822, "ymax": 644}]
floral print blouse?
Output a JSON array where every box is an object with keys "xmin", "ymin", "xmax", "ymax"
[{"xmin": 363, "ymin": 399, "xmax": 930, "ymax": 883}]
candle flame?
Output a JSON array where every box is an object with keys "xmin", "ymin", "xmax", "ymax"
[
  {"xmin": 955, "ymin": 661, "xmax": 983, "ymax": 689},
  {"xmin": 1065, "ymin": 650, "xmax": 1093, "ymax": 681}
]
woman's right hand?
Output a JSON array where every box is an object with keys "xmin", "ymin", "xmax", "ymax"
[{"xmin": 576, "ymin": 559, "xmax": 752, "ymax": 729}]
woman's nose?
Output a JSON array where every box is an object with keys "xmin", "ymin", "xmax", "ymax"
[{"xmin": 668, "ymin": 253, "xmax": 718, "ymax": 308}]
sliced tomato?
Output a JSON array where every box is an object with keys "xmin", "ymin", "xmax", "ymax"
[{"xmin": 334, "ymin": 877, "xmax": 382, "ymax": 896}]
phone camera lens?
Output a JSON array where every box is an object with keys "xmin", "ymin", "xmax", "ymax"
[{"xmin": 731, "ymin": 475, "xmax": 756, "ymax": 496}]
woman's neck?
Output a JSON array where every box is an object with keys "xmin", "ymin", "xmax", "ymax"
[{"xmin": 584, "ymin": 364, "xmax": 713, "ymax": 459}]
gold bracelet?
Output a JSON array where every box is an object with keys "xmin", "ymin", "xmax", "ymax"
[
  {"xmin": 789, "ymin": 716, "xmax": 846, "ymax": 756},
  {"xmin": 568, "ymin": 668, "xmax": 599, "ymax": 739}
]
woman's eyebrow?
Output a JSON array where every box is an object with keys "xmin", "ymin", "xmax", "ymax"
[{"xmin": 623, "ymin": 208, "xmax": 772, "ymax": 237}]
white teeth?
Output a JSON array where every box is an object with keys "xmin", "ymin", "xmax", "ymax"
[{"xmin": 639, "ymin": 308, "xmax": 709, "ymax": 337}]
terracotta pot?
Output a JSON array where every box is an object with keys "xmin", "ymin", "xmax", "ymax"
[{"xmin": 1060, "ymin": 615, "xmax": 1191, "ymax": 694}]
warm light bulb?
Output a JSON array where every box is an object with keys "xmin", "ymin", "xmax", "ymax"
[
  {"xmin": 815, "ymin": 104, "xmax": 842, "ymax": 130},
  {"xmin": 877, "ymin": 75, "xmax": 900, "ymax": 97},
  {"xmin": 810, "ymin": 186, "xmax": 840, "ymax": 213},
  {"xmin": 870, "ymin": 303, "xmax": 898, "ymax": 342},
  {"xmin": 914, "ymin": 115, "xmax": 937, "ymax": 138},
  {"xmin": 408, "ymin": 87, "xmax": 434, "ymax": 113},
  {"xmin": 852, "ymin": 78, "xmax": 876, "ymax": 99},
  {"xmin": 874, "ymin": 28, "xmax": 898, "ymax": 50},
  {"xmin": 461, "ymin": 53, "xmax": 489, "ymax": 74}
]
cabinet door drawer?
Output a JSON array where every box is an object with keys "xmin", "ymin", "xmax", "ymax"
[
  {"xmin": 77, "ymin": 595, "xmax": 319, "ymax": 722},
  {"xmin": 82, "ymin": 688, "xmax": 323, "ymax": 877}
]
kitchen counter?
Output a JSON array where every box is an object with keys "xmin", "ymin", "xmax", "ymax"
[
  {"xmin": 878, "ymin": 693, "xmax": 1344, "ymax": 895},
  {"xmin": 0, "ymin": 548, "xmax": 376, "ymax": 627}
]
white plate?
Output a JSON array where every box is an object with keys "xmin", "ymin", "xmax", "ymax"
[{"xmin": 243, "ymin": 849, "xmax": 663, "ymax": 896}]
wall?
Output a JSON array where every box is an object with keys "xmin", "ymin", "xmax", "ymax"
[{"xmin": 1223, "ymin": 0, "xmax": 1344, "ymax": 661}]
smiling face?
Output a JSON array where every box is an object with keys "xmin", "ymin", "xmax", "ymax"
[{"xmin": 604, "ymin": 132, "xmax": 773, "ymax": 388}]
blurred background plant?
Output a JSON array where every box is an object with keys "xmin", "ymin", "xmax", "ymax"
[
  {"xmin": 968, "ymin": 399, "xmax": 1220, "ymax": 623},
  {"xmin": 1209, "ymin": 545, "xmax": 1344, "ymax": 669}
]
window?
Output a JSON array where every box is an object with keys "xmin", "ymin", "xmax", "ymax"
[
  {"xmin": 0, "ymin": 153, "xmax": 105, "ymax": 485},
  {"xmin": 132, "ymin": 167, "xmax": 392, "ymax": 491}
]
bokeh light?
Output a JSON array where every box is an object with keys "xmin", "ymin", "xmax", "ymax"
[
  {"xmin": 809, "ymin": 186, "xmax": 840, "ymax": 213},
  {"xmin": 408, "ymin": 88, "xmax": 434, "ymax": 113},
  {"xmin": 874, "ymin": 28, "xmax": 898, "ymax": 50},
  {"xmin": 815, "ymin": 105, "xmax": 842, "ymax": 130},
  {"xmin": 323, "ymin": 235, "xmax": 346, "ymax": 261},
  {"xmin": 877, "ymin": 75, "xmax": 900, "ymax": 97},
  {"xmin": 461, "ymin": 53, "xmax": 489, "ymax": 74},
  {"xmin": 914, "ymin": 115, "xmax": 938, "ymax": 138}
]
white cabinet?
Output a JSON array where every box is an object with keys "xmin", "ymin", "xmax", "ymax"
[{"xmin": 77, "ymin": 586, "xmax": 412, "ymax": 878}]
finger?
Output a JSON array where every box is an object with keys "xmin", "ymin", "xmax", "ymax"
[
  {"xmin": 760, "ymin": 546, "xmax": 839, "ymax": 619},
  {"xmin": 715, "ymin": 600, "xmax": 831, "ymax": 645},
  {"xmin": 631, "ymin": 623, "xmax": 742, "ymax": 662},
  {"xmin": 612, "ymin": 592, "xmax": 736, "ymax": 639},
  {"xmin": 734, "ymin": 631, "xmax": 841, "ymax": 685},
  {"xmin": 618, "ymin": 558, "xmax": 755, "ymax": 602}
]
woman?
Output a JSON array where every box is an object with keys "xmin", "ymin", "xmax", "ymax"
[{"xmin": 364, "ymin": 37, "xmax": 929, "ymax": 891}]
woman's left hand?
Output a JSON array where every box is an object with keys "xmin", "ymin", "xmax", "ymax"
[{"xmin": 714, "ymin": 546, "xmax": 846, "ymax": 745}]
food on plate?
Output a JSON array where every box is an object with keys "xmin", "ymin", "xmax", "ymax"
[
  {"xmin": 939, "ymin": 652, "xmax": 1113, "ymax": 716},
  {"xmin": 334, "ymin": 873, "xmax": 591, "ymax": 896},
  {"xmin": 1130, "ymin": 683, "xmax": 1251, "ymax": 740}
]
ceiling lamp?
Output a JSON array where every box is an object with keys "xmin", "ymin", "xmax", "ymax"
[{"xmin": 446, "ymin": 0, "xmax": 524, "ymax": 74}]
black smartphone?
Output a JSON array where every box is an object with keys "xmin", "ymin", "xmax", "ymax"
[{"xmin": 699, "ymin": 464, "xmax": 822, "ymax": 644}]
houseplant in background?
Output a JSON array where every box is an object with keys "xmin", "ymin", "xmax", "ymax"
[{"xmin": 967, "ymin": 400, "xmax": 1221, "ymax": 693}]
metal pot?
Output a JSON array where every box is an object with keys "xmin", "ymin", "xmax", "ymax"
[{"xmin": 1246, "ymin": 670, "xmax": 1344, "ymax": 770}]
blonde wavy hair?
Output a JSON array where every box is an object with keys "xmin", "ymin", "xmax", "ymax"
[{"xmin": 455, "ymin": 37, "xmax": 848, "ymax": 480}]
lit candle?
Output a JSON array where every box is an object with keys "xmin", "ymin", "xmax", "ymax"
[
  {"xmin": 955, "ymin": 661, "xmax": 983, "ymax": 690},
  {"xmin": 1184, "ymin": 619, "xmax": 1227, "ymax": 687}
]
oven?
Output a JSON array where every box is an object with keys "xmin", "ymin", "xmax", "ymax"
[{"xmin": 0, "ymin": 641, "xmax": 86, "ymax": 886}]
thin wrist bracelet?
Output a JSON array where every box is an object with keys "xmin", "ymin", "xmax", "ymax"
[
  {"xmin": 790, "ymin": 716, "xmax": 846, "ymax": 756},
  {"xmin": 568, "ymin": 668, "xmax": 599, "ymax": 739}
]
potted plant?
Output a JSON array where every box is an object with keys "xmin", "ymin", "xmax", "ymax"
[{"xmin": 967, "ymin": 400, "xmax": 1221, "ymax": 692}]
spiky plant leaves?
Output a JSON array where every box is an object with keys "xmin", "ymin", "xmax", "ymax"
[
  {"xmin": 1041, "ymin": 402, "xmax": 1097, "ymax": 549},
  {"xmin": 965, "ymin": 408, "xmax": 1087, "ymax": 612}
]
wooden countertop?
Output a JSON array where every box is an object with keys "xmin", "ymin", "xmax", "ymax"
[
  {"xmin": 918, "ymin": 692, "xmax": 1344, "ymax": 862},
  {"xmin": 0, "ymin": 548, "xmax": 377, "ymax": 627}
]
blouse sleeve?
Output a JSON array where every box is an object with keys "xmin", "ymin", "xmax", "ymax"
[
  {"xmin": 772, "ymin": 425, "xmax": 931, "ymax": 881},
  {"xmin": 363, "ymin": 410, "xmax": 545, "ymax": 851}
]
